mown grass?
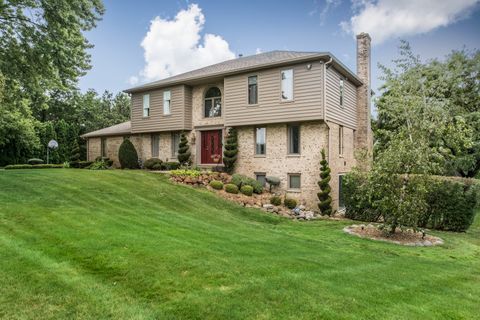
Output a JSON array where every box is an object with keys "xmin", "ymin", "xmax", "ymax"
[{"xmin": 0, "ymin": 169, "xmax": 479, "ymax": 319}]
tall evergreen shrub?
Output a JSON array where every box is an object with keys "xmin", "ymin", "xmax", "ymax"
[
  {"xmin": 318, "ymin": 149, "xmax": 333, "ymax": 216},
  {"xmin": 223, "ymin": 127, "xmax": 238, "ymax": 174},
  {"xmin": 177, "ymin": 132, "xmax": 191, "ymax": 166},
  {"xmin": 118, "ymin": 139, "xmax": 138, "ymax": 169}
]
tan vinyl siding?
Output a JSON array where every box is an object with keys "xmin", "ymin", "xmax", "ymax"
[
  {"xmin": 224, "ymin": 62, "xmax": 324, "ymax": 126},
  {"xmin": 131, "ymin": 85, "xmax": 190, "ymax": 133},
  {"xmin": 325, "ymin": 67, "xmax": 357, "ymax": 128},
  {"xmin": 183, "ymin": 85, "xmax": 193, "ymax": 129}
]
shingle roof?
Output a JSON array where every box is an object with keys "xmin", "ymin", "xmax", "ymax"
[
  {"xmin": 81, "ymin": 121, "xmax": 131, "ymax": 138},
  {"xmin": 125, "ymin": 50, "xmax": 362, "ymax": 93}
]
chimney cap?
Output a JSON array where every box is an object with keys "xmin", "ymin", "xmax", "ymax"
[{"xmin": 356, "ymin": 32, "xmax": 371, "ymax": 41}]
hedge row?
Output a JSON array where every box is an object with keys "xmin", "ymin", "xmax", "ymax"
[
  {"xmin": 4, "ymin": 164, "xmax": 64, "ymax": 170},
  {"xmin": 343, "ymin": 172, "xmax": 479, "ymax": 232}
]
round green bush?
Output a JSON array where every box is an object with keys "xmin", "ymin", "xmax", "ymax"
[
  {"xmin": 284, "ymin": 198, "xmax": 297, "ymax": 209},
  {"xmin": 118, "ymin": 139, "xmax": 139, "ymax": 169},
  {"xmin": 144, "ymin": 158, "xmax": 163, "ymax": 170},
  {"xmin": 270, "ymin": 195, "xmax": 282, "ymax": 206},
  {"xmin": 209, "ymin": 180, "xmax": 224, "ymax": 190},
  {"xmin": 225, "ymin": 183, "xmax": 239, "ymax": 194},
  {"xmin": 27, "ymin": 158, "xmax": 44, "ymax": 165},
  {"xmin": 151, "ymin": 163, "xmax": 163, "ymax": 170},
  {"xmin": 240, "ymin": 185, "xmax": 253, "ymax": 196}
]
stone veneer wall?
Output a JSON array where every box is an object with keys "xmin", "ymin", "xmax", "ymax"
[
  {"xmin": 235, "ymin": 121, "xmax": 328, "ymax": 209},
  {"xmin": 326, "ymin": 122, "xmax": 356, "ymax": 209},
  {"xmin": 87, "ymin": 131, "xmax": 196, "ymax": 168}
]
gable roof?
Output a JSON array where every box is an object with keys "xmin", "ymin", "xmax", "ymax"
[
  {"xmin": 81, "ymin": 121, "xmax": 131, "ymax": 138},
  {"xmin": 125, "ymin": 50, "xmax": 362, "ymax": 93}
]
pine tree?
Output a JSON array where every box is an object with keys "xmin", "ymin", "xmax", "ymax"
[
  {"xmin": 318, "ymin": 149, "xmax": 333, "ymax": 216},
  {"xmin": 223, "ymin": 127, "xmax": 238, "ymax": 174},
  {"xmin": 177, "ymin": 132, "xmax": 191, "ymax": 166}
]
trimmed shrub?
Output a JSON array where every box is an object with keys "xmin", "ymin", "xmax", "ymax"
[
  {"xmin": 317, "ymin": 149, "xmax": 333, "ymax": 216},
  {"xmin": 162, "ymin": 162, "xmax": 180, "ymax": 170},
  {"xmin": 225, "ymin": 183, "xmax": 239, "ymax": 194},
  {"xmin": 151, "ymin": 163, "xmax": 163, "ymax": 170},
  {"xmin": 209, "ymin": 180, "xmax": 224, "ymax": 190},
  {"xmin": 270, "ymin": 195, "xmax": 282, "ymax": 206},
  {"xmin": 144, "ymin": 158, "xmax": 163, "ymax": 170},
  {"xmin": 95, "ymin": 156, "xmax": 113, "ymax": 167},
  {"xmin": 4, "ymin": 164, "xmax": 63, "ymax": 170},
  {"xmin": 266, "ymin": 176, "xmax": 281, "ymax": 192},
  {"xmin": 177, "ymin": 132, "xmax": 191, "ymax": 166},
  {"xmin": 89, "ymin": 160, "xmax": 110, "ymax": 170},
  {"xmin": 240, "ymin": 185, "xmax": 254, "ymax": 196},
  {"xmin": 422, "ymin": 178, "xmax": 479, "ymax": 232},
  {"xmin": 343, "ymin": 172, "xmax": 479, "ymax": 232},
  {"xmin": 27, "ymin": 158, "xmax": 44, "ymax": 165},
  {"xmin": 76, "ymin": 161, "xmax": 93, "ymax": 169},
  {"xmin": 170, "ymin": 169, "xmax": 201, "ymax": 178},
  {"xmin": 223, "ymin": 127, "xmax": 238, "ymax": 174},
  {"xmin": 231, "ymin": 174, "xmax": 263, "ymax": 194},
  {"xmin": 284, "ymin": 198, "xmax": 297, "ymax": 209},
  {"xmin": 118, "ymin": 139, "xmax": 138, "ymax": 169}
]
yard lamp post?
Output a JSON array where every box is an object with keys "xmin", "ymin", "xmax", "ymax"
[{"xmin": 47, "ymin": 140, "xmax": 58, "ymax": 164}]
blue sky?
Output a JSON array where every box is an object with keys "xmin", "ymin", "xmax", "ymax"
[{"xmin": 79, "ymin": 0, "xmax": 480, "ymax": 96}]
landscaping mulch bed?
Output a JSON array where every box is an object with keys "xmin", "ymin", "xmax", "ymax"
[{"xmin": 343, "ymin": 224, "xmax": 444, "ymax": 246}]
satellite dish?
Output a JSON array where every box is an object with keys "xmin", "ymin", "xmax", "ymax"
[{"xmin": 48, "ymin": 140, "xmax": 58, "ymax": 149}]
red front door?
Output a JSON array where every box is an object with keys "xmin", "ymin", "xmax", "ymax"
[{"xmin": 201, "ymin": 130, "xmax": 223, "ymax": 164}]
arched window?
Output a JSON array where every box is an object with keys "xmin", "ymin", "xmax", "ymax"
[{"xmin": 204, "ymin": 87, "xmax": 222, "ymax": 118}]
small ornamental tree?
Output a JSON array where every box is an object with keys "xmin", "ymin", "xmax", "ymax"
[
  {"xmin": 317, "ymin": 149, "xmax": 333, "ymax": 216},
  {"xmin": 118, "ymin": 138, "xmax": 138, "ymax": 169},
  {"xmin": 177, "ymin": 132, "xmax": 191, "ymax": 166},
  {"xmin": 223, "ymin": 127, "xmax": 238, "ymax": 174}
]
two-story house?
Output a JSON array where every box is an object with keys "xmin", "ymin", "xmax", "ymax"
[{"xmin": 82, "ymin": 33, "xmax": 373, "ymax": 210}]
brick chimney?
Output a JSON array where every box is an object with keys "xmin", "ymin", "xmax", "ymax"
[{"xmin": 355, "ymin": 32, "xmax": 373, "ymax": 161}]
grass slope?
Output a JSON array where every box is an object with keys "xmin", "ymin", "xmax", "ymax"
[{"xmin": 0, "ymin": 169, "xmax": 479, "ymax": 319}]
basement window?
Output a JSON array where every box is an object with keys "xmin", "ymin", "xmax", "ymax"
[{"xmin": 288, "ymin": 173, "xmax": 301, "ymax": 190}]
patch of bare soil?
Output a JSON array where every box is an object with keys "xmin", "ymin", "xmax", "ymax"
[{"xmin": 343, "ymin": 224, "xmax": 444, "ymax": 246}]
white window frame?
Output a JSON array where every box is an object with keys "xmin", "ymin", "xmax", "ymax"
[
  {"xmin": 339, "ymin": 174, "xmax": 346, "ymax": 209},
  {"xmin": 151, "ymin": 134, "xmax": 160, "ymax": 158},
  {"xmin": 339, "ymin": 79, "xmax": 344, "ymax": 107},
  {"xmin": 281, "ymin": 69, "xmax": 293, "ymax": 101},
  {"xmin": 287, "ymin": 124, "xmax": 301, "ymax": 155},
  {"xmin": 143, "ymin": 94, "xmax": 150, "ymax": 117},
  {"xmin": 255, "ymin": 127, "xmax": 266, "ymax": 155},
  {"xmin": 171, "ymin": 132, "xmax": 181, "ymax": 157},
  {"xmin": 339, "ymin": 126, "xmax": 344, "ymax": 156},
  {"xmin": 255, "ymin": 172, "xmax": 267, "ymax": 187},
  {"xmin": 288, "ymin": 173, "xmax": 301, "ymax": 190},
  {"xmin": 163, "ymin": 91, "xmax": 171, "ymax": 115},
  {"xmin": 248, "ymin": 75, "xmax": 258, "ymax": 105}
]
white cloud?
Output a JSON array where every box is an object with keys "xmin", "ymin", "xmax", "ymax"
[
  {"xmin": 255, "ymin": 48, "xmax": 262, "ymax": 54},
  {"xmin": 341, "ymin": 0, "xmax": 480, "ymax": 44},
  {"xmin": 128, "ymin": 76, "xmax": 139, "ymax": 85},
  {"xmin": 137, "ymin": 3, "xmax": 235, "ymax": 82}
]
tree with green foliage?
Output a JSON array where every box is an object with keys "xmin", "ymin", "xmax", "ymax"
[
  {"xmin": 223, "ymin": 127, "xmax": 238, "ymax": 174},
  {"xmin": 375, "ymin": 41, "xmax": 479, "ymax": 177},
  {"xmin": 177, "ymin": 132, "xmax": 191, "ymax": 166},
  {"xmin": 317, "ymin": 149, "xmax": 333, "ymax": 216},
  {"xmin": 0, "ymin": 1, "xmax": 105, "ymax": 166},
  {"xmin": 118, "ymin": 139, "xmax": 138, "ymax": 169}
]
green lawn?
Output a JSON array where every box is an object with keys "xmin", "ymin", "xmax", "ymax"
[{"xmin": 1, "ymin": 170, "xmax": 479, "ymax": 319}]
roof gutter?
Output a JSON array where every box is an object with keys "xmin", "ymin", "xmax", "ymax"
[{"xmin": 322, "ymin": 56, "xmax": 333, "ymax": 162}]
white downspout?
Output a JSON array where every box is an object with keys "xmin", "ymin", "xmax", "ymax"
[{"xmin": 322, "ymin": 57, "xmax": 333, "ymax": 161}]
